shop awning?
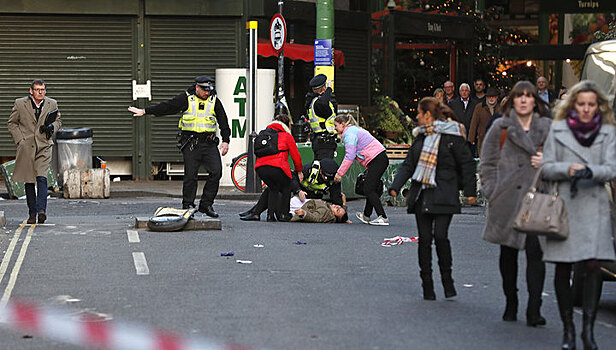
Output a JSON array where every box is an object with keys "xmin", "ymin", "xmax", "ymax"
[{"xmin": 257, "ymin": 38, "xmax": 345, "ymax": 68}]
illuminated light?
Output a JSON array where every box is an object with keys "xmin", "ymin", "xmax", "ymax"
[
  {"xmin": 566, "ymin": 59, "xmax": 571, "ymax": 63},
  {"xmin": 502, "ymin": 71, "xmax": 507, "ymax": 76},
  {"xmin": 526, "ymin": 61, "xmax": 533, "ymax": 67}
]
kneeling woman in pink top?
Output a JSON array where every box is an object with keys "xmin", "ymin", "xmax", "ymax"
[{"xmin": 333, "ymin": 114, "xmax": 389, "ymax": 226}]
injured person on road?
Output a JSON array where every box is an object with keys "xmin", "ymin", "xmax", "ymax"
[{"xmin": 289, "ymin": 196, "xmax": 350, "ymax": 223}]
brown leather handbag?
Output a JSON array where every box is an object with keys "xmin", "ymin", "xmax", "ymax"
[{"xmin": 512, "ymin": 167, "xmax": 568, "ymax": 240}]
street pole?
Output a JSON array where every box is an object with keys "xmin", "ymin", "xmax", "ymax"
[
  {"xmin": 315, "ymin": 0, "xmax": 335, "ymax": 88},
  {"xmin": 277, "ymin": 1, "xmax": 285, "ymax": 103},
  {"xmin": 245, "ymin": 20, "xmax": 259, "ymax": 193}
]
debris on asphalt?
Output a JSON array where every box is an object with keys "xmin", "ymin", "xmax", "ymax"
[
  {"xmin": 463, "ymin": 284, "xmax": 473, "ymax": 288},
  {"xmin": 380, "ymin": 236, "xmax": 419, "ymax": 247},
  {"xmin": 294, "ymin": 241, "xmax": 307, "ymax": 245},
  {"xmin": 253, "ymin": 244, "xmax": 264, "ymax": 248},
  {"xmin": 236, "ymin": 260, "xmax": 252, "ymax": 264},
  {"xmin": 220, "ymin": 252, "xmax": 234, "ymax": 257}
]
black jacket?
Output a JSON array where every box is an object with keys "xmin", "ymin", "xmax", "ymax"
[
  {"xmin": 304, "ymin": 87, "xmax": 338, "ymax": 119},
  {"xmin": 448, "ymin": 97, "xmax": 479, "ymax": 133},
  {"xmin": 389, "ymin": 133, "xmax": 476, "ymax": 214},
  {"xmin": 290, "ymin": 162, "xmax": 343, "ymax": 205},
  {"xmin": 145, "ymin": 85, "xmax": 231, "ymax": 143}
]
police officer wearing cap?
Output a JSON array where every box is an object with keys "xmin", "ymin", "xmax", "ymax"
[
  {"xmin": 305, "ymin": 74, "xmax": 338, "ymax": 160},
  {"xmin": 239, "ymin": 158, "xmax": 342, "ymax": 221},
  {"xmin": 128, "ymin": 75, "xmax": 230, "ymax": 217}
]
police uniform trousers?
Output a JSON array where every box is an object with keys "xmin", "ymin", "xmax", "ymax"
[
  {"xmin": 181, "ymin": 138, "xmax": 222, "ymax": 209},
  {"xmin": 311, "ymin": 133, "xmax": 336, "ymax": 160}
]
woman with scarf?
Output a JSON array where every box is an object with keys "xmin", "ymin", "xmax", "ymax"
[
  {"xmin": 333, "ymin": 114, "xmax": 389, "ymax": 226},
  {"xmin": 541, "ymin": 80, "xmax": 616, "ymax": 350},
  {"xmin": 480, "ymin": 81, "xmax": 551, "ymax": 326},
  {"xmin": 389, "ymin": 97, "xmax": 476, "ymax": 300}
]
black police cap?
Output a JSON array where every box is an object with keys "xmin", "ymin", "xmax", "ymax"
[
  {"xmin": 309, "ymin": 74, "xmax": 327, "ymax": 89},
  {"xmin": 318, "ymin": 158, "xmax": 339, "ymax": 176},
  {"xmin": 195, "ymin": 75, "xmax": 215, "ymax": 90}
]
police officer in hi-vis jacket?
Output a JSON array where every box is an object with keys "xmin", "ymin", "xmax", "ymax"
[
  {"xmin": 128, "ymin": 75, "xmax": 230, "ymax": 217},
  {"xmin": 305, "ymin": 74, "xmax": 338, "ymax": 160}
]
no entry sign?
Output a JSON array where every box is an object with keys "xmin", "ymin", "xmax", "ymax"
[{"xmin": 270, "ymin": 14, "xmax": 286, "ymax": 53}]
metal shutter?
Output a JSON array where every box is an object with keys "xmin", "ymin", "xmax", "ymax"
[
  {"xmin": 148, "ymin": 17, "xmax": 240, "ymax": 162},
  {"xmin": 0, "ymin": 15, "xmax": 135, "ymax": 157},
  {"xmin": 334, "ymin": 28, "xmax": 370, "ymax": 105}
]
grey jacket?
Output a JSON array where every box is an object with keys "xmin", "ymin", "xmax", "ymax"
[
  {"xmin": 541, "ymin": 120, "xmax": 616, "ymax": 262},
  {"xmin": 480, "ymin": 112, "xmax": 552, "ymax": 249}
]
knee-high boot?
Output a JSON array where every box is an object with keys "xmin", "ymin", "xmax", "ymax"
[
  {"xmin": 418, "ymin": 241, "xmax": 435, "ymax": 300},
  {"xmin": 555, "ymin": 265, "xmax": 576, "ymax": 350},
  {"xmin": 500, "ymin": 246, "xmax": 518, "ymax": 321},
  {"xmin": 435, "ymin": 238, "xmax": 456, "ymax": 298},
  {"xmin": 581, "ymin": 270, "xmax": 602, "ymax": 350}
]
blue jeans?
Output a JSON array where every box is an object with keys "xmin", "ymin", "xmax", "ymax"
[{"xmin": 25, "ymin": 176, "xmax": 48, "ymax": 215}]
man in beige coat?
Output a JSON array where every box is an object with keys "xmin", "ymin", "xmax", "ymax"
[{"xmin": 7, "ymin": 79, "xmax": 61, "ymax": 224}]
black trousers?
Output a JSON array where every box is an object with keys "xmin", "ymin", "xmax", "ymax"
[
  {"xmin": 415, "ymin": 212, "xmax": 454, "ymax": 280},
  {"xmin": 499, "ymin": 235, "xmax": 545, "ymax": 301},
  {"xmin": 181, "ymin": 139, "xmax": 222, "ymax": 208},
  {"xmin": 311, "ymin": 134, "xmax": 337, "ymax": 160},
  {"xmin": 256, "ymin": 166, "xmax": 291, "ymax": 216},
  {"xmin": 363, "ymin": 151, "xmax": 388, "ymax": 218}
]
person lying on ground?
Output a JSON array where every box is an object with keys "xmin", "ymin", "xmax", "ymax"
[{"xmin": 290, "ymin": 198, "xmax": 350, "ymax": 223}]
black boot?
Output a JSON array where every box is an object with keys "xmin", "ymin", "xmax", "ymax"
[
  {"xmin": 240, "ymin": 212, "xmax": 260, "ymax": 221},
  {"xmin": 418, "ymin": 241, "xmax": 435, "ymax": 300},
  {"xmin": 503, "ymin": 294, "xmax": 518, "ymax": 322},
  {"xmin": 555, "ymin": 264, "xmax": 576, "ymax": 350},
  {"xmin": 239, "ymin": 210, "xmax": 253, "ymax": 217},
  {"xmin": 198, "ymin": 205, "xmax": 219, "ymax": 218},
  {"xmin": 436, "ymin": 238, "xmax": 456, "ymax": 299},
  {"xmin": 266, "ymin": 211, "xmax": 277, "ymax": 222},
  {"xmin": 421, "ymin": 273, "xmax": 436, "ymax": 300},
  {"xmin": 581, "ymin": 270, "xmax": 602, "ymax": 350},
  {"xmin": 526, "ymin": 294, "xmax": 546, "ymax": 327}
]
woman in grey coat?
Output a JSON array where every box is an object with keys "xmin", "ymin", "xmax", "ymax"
[
  {"xmin": 542, "ymin": 80, "xmax": 616, "ymax": 350},
  {"xmin": 480, "ymin": 81, "xmax": 552, "ymax": 326}
]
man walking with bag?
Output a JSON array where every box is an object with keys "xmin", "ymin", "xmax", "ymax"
[{"xmin": 7, "ymin": 79, "xmax": 61, "ymax": 224}]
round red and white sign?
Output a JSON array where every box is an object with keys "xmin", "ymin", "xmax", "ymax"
[{"xmin": 270, "ymin": 14, "xmax": 287, "ymax": 52}]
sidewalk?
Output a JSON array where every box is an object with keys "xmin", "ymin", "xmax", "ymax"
[{"xmin": 0, "ymin": 179, "xmax": 262, "ymax": 201}]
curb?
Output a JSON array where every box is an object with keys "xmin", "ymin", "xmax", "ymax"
[{"xmin": 110, "ymin": 191, "xmax": 262, "ymax": 201}]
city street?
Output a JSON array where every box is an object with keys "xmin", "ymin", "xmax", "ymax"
[{"xmin": 0, "ymin": 196, "xmax": 615, "ymax": 349}]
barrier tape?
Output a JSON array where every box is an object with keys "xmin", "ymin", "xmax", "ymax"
[
  {"xmin": 0, "ymin": 299, "xmax": 257, "ymax": 350},
  {"xmin": 380, "ymin": 236, "xmax": 419, "ymax": 247}
]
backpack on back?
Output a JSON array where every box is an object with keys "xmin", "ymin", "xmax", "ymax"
[{"xmin": 254, "ymin": 128, "xmax": 281, "ymax": 157}]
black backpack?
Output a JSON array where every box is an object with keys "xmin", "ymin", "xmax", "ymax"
[{"xmin": 254, "ymin": 128, "xmax": 281, "ymax": 157}]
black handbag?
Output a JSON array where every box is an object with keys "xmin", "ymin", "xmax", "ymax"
[{"xmin": 355, "ymin": 172, "xmax": 384, "ymax": 196}]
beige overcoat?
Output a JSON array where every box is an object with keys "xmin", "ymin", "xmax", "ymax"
[{"xmin": 7, "ymin": 96, "xmax": 61, "ymax": 183}]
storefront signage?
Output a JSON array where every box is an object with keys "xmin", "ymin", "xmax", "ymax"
[
  {"xmin": 540, "ymin": 0, "xmax": 616, "ymax": 13},
  {"xmin": 427, "ymin": 22, "xmax": 442, "ymax": 33}
]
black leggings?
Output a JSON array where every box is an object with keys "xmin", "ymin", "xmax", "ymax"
[
  {"xmin": 415, "ymin": 212, "xmax": 454, "ymax": 278},
  {"xmin": 256, "ymin": 166, "xmax": 291, "ymax": 217},
  {"xmin": 363, "ymin": 151, "xmax": 389, "ymax": 218},
  {"xmin": 499, "ymin": 235, "xmax": 545, "ymax": 299}
]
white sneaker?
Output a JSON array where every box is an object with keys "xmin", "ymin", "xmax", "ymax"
[
  {"xmin": 369, "ymin": 216, "xmax": 389, "ymax": 226},
  {"xmin": 356, "ymin": 212, "xmax": 370, "ymax": 224}
]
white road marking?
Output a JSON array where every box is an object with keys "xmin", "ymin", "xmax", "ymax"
[
  {"xmin": 127, "ymin": 230, "xmax": 140, "ymax": 243},
  {"xmin": 132, "ymin": 252, "xmax": 149, "ymax": 275},
  {"xmin": 1, "ymin": 224, "xmax": 35, "ymax": 307},
  {"xmin": 0, "ymin": 223, "xmax": 26, "ymax": 287}
]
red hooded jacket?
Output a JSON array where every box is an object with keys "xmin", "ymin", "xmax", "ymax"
[{"xmin": 255, "ymin": 121, "xmax": 302, "ymax": 178}]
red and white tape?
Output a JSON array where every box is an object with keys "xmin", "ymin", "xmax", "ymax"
[
  {"xmin": 380, "ymin": 236, "xmax": 419, "ymax": 247},
  {"xmin": 0, "ymin": 299, "xmax": 256, "ymax": 350}
]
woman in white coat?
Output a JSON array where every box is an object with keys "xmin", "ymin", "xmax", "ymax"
[{"xmin": 542, "ymin": 80, "xmax": 616, "ymax": 350}]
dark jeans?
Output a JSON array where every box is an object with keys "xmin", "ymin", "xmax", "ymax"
[
  {"xmin": 311, "ymin": 134, "xmax": 337, "ymax": 160},
  {"xmin": 499, "ymin": 235, "xmax": 545, "ymax": 302},
  {"xmin": 415, "ymin": 212, "xmax": 454, "ymax": 280},
  {"xmin": 256, "ymin": 166, "xmax": 291, "ymax": 217},
  {"xmin": 25, "ymin": 176, "xmax": 48, "ymax": 215},
  {"xmin": 182, "ymin": 140, "xmax": 222, "ymax": 208},
  {"xmin": 363, "ymin": 151, "xmax": 388, "ymax": 218}
]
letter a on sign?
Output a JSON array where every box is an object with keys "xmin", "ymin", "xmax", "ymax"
[{"xmin": 270, "ymin": 14, "xmax": 286, "ymax": 53}]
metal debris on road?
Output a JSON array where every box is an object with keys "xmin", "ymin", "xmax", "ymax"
[
  {"xmin": 294, "ymin": 241, "xmax": 307, "ymax": 245},
  {"xmin": 253, "ymin": 244, "xmax": 264, "ymax": 248},
  {"xmin": 463, "ymin": 284, "xmax": 473, "ymax": 288},
  {"xmin": 236, "ymin": 260, "xmax": 252, "ymax": 264},
  {"xmin": 220, "ymin": 252, "xmax": 234, "ymax": 257}
]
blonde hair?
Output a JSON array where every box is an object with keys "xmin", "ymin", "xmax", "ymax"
[
  {"xmin": 552, "ymin": 80, "xmax": 615, "ymax": 124},
  {"xmin": 334, "ymin": 113, "xmax": 359, "ymax": 126}
]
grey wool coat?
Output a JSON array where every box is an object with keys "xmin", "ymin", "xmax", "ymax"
[
  {"xmin": 7, "ymin": 96, "xmax": 61, "ymax": 183},
  {"xmin": 480, "ymin": 112, "xmax": 552, "ymax": 249},
  {"xmin": 541, "ymin": 120, "xmax": 616, "ymax": 262}
]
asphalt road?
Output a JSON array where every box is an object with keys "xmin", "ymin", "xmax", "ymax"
[{"xmin": 0, "ymin": 197, "xmax": 615, "ymax": 350}]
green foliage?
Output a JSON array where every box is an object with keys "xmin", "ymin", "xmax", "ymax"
[{"xmin": 594, "ymin": 22, "xmax": 616, "ymax": 42}]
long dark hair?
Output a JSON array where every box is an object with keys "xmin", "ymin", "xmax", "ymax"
[
  {"xmin": 418, "ymin": 97, "xmax": 457, "ymax": 121},
  {"xmin": 501, "ymin": 80, "xmax": 548, "ymax": 117}
]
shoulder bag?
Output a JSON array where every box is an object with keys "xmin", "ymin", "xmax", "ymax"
[{"xmin": 512, "ymin": 167, "xmax": 568, "ymax": 240}]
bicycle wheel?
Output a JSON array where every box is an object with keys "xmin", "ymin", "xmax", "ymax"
[{"xmin": 230, "ymin": 153, "xmax": 264, "ymax": 192}]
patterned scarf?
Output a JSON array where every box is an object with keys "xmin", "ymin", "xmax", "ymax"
[
  {"xmin": 566, "ymin": 109, "xmax": 602, "ymax": 147},
  {"xmin": 412, "ymin": 120, "xmax": 466, "ymax": 188}
]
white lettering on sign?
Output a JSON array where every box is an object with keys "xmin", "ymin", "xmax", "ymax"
[
  {"xmin": 132, "ymin": 80, "xmax": 152, "ymax": 101},
  {"xmin": 427, "ymin": 22, "xmax": 442, "ymax": 33},
  {"xmin": 577, "ymin": 0, "xmax": 599, "ymax": 8}
]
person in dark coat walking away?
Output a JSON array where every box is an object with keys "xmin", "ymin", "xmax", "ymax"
[
  {"xmin": 389, "ymin": 97, "xmax": 477, "ymax": 300},
  {"xmin": 255, "ymin": 114, "xmax": 303, "ymax": 221},
  {"xmin": 128, "ymin": 75, "xmax": 230, "ymax": 218},
  {"xmin": 480, "ymin": 80, "xmax": 551, "ymax": 327},
  {"xmin": 448, "ymin": 83, "xmax": 479, "ymax": 133},
  {"xmin": 541, "ymin": 80, "xmax": 616, "ymax": 350},
  {"xmin": 468, "ymin": 87, "xmax": 500, "ymax": 155}
]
